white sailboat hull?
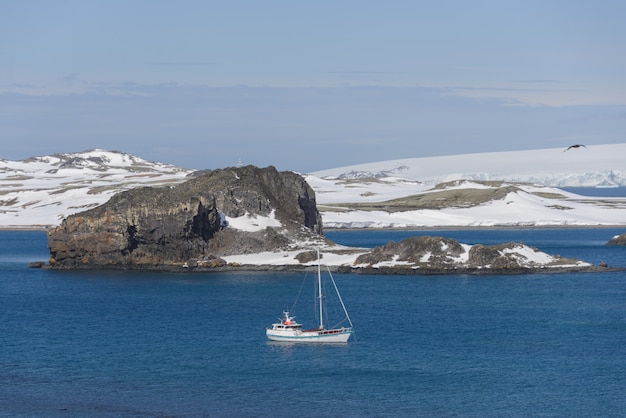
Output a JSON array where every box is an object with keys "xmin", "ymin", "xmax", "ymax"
[{"xmin": 266, "ymin": 327, "xmax": 352, "ymax": 343}]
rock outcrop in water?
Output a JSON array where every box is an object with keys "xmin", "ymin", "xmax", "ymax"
[
  {"xmin": 47, "ymin": 165, "xmax": 325, "ymax": 269},
  {"xmin": 607, "ymin": 232, "xmax": 626, "ymax": 246},
  {"xmin": 345, "ymin": 236, "xmax": 593, "ymax": 274}
]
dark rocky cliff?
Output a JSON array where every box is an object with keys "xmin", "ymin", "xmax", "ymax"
[{"xmin": 47, "ymin": 165, "xmax": 324, "ymax": 269}]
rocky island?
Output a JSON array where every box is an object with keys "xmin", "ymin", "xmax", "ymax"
[
  {"xmin": 607, "ymin": 232, "xmax": 626, "ymax": 246},
  {"xmin": 44, "ymin": 165, "xmax": 614, "ymax": 275},
  {"xmin": 47, "ymin": 165, "xmax": 327, "ymax": 269}
]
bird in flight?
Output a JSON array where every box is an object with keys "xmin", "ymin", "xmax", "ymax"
[{"xmin": 563, "ymin": 144, "xmax": 588, "ymax": 152}]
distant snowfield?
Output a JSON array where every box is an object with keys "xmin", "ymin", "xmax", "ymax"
[
  {"xmin": 308, "ymin": 179, "xmax": 626, "ymax": 228},
  {"xmin": 306, "ymin": 144, "xmax": 626, "ymax": 229},
  {"xmin": 311, "ymin": 143, "xmax": 626, "ymax": 187},
  {"xmin": 2, "ymin": 146, "xmax": 626, "ymax": 229}
]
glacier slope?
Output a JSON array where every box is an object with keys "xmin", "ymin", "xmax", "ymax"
[{"xmin": 311, "ymin": 144, "xmax": 626, "ymax": 188}]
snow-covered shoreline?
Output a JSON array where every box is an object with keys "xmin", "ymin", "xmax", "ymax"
[
  {"xmin": 4, "ymin": 224, "xmax": 626, "ymax": 232},
  {"xmin": 3, "ymin": 146, "xmax": 626, "ymax": 229},
  {"xmin": 36, "ymin": 259, "xmax": 621, "ymax": 276}
]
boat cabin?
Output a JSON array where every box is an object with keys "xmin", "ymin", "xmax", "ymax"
[{"xmin": 271, "ymin": 311, "xmax": 302, "ymax": 330}]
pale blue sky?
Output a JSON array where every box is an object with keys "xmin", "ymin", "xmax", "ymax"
[{"xmin": 1, "ymin": 0, "xmax": 625, "ymax": 172}]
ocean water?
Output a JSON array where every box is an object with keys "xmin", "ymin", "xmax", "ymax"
[
  {"xmin": 1, "ymin": 229, "xmax": 625, "ymax": 417},
  {"xmin": 561, "ymin": 187, "xmax": 626, "ymax": 197}
]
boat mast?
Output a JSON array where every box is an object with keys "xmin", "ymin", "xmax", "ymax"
[
  {"xmin": 328, "ymin": 267, "xmax": 354, "ymax": 329},
  {"xmin": 317, "ymin": 248, "xmax": 323, "ymax": 330}
]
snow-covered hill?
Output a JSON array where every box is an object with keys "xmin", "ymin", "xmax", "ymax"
[
  {"xmin": 306, "ymin": 144, "xmax": 626, "ymax": 228},
  {"xmin": 311, "ymin": 143, "xmax": 626, "ymax": 188},
  {"xmin": 309, "ymin": 179, "xmax": 626, "ymax": 228},
  {"xmin": 2, "ymin": 146, "xmax": 626, "ymax": 229},
  {"xmin": 0, "ymin": 149, "xmax": 193, "ymax": 228}
]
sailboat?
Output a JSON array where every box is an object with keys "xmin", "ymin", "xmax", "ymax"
[{"xmin": 266, "ymin": 250, "xmax": 354, "ymax": 343}]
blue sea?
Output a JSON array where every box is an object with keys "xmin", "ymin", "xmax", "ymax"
[{"xmin": 1, "ymin": 228, "xmax": 625, "ymax": 417}]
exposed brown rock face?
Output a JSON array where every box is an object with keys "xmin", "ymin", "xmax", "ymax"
[
  {"xmin": 607, "ymin": 233, "xmax": 626, "ymax": 246},
  {"xmin": 47, "ymin": 165, "xmax": 323, "ymax": 269},
  {"xmin": 352, "ymin": 236, "xmax": 581, "ymax": 271},
  {"xmin": 354, "ymin": 236, "xmax": 465, "ymax": 269},
  {"xmin": 468, "ymin": 243, "xmax": 525, "ymax": 269}
]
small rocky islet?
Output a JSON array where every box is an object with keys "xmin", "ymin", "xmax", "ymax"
[{"xmin": 607, "ymin": 232, "xmax": 626, "ymax": 246}]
